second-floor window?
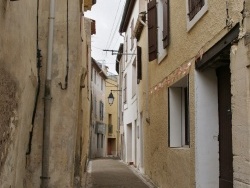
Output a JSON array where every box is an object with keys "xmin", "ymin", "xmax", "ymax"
[
  {"xmin": 123, "ymin": 74, "xmax": 127, "ymax": 104},
  {"xmin": 99, "ymin": 101, "xmax": 104, "ymax": 121},
  {"xmin": 101, "ymin": 79, "xmax": 103, "ymax": 90},
  {"xmin": 130, "ymin": 18, "xmax": 134, "ymax": 50},
  {"xmin": 147, "ymin": 0, "xmax": 170, "ymax": 62},
  {"xmin": 186, "ymin": 0, "xmax": 208, "ymax": 31},
  {"xmin": 188, "ymin": 0, "xmax": 205, "ymax": 21},
  {"xmin": 132, "ymin": 59, "xmax": 136, "ymax": 97}
]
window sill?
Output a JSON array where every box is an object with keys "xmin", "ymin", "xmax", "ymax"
[{"xmin": 169, "ymin": 146, "xmax": 190, "ymax": 150}]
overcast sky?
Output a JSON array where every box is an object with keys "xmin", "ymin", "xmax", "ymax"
[{"xmin": 85, "ymin": 0, "xmax": 126, "ymax": 74}]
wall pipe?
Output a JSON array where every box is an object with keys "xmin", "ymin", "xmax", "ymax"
[{"xmin": 41, "ymin": 0, "xmax": 55, "ymax": 187}]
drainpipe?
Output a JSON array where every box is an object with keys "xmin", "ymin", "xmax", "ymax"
[{"xmin": 41, "ymin": 0, "xmax": 55, "ymax": 187}]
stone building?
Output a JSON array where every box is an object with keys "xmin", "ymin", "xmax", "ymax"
[
  {"xmin": 118, "ymin": 0, "xmax": 250, "ymax": 187},
  {"xmin": 0, "ymin": 0, "xmax": 95, "ymax": 187},
  {"xmin": 90, "ymin": 58, "xmax": 107, "ymax": 158}
]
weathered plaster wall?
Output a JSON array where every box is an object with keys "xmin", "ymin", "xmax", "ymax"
[
  {"xmin": 26, "ymin": 0, "xmax": 85, "ymax": 187},
  {"xmin": 0, "ymin": 1, "xmax": 37, "ymax": 187},
  {"xmin": 144, "ymin": 0, "xmax": 244, "ymax": 187},
  {"xmin": 231, "ymin": 1, "xmax": 250, "ymax": 185}
]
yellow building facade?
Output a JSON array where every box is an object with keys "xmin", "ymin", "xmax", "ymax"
[{"xmin": 119, "ymin": 0, "xmax": 250, "ymax": 187}]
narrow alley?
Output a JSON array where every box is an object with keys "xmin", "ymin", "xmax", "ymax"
[{"xmin": 85, "ymin": 158, "xmax": 155, "ymax": 188}]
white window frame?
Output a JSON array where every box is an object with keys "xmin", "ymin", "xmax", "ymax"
[
  {"xmin": 168, "ymin": 76, "xmax": 189, "ymax": 148},
  {"xmin": 186, "ymin": 0, "xmax": 208, "ymax": 31},
  {"xmin": 157, "ymin": 0, "xmax": 168, "ymax": 64}
]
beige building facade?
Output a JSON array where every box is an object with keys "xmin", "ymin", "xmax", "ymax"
[
  {"xmin": 105, "ymin": 74, "xmax": 119, "ymax": 157},
  {"xmin": 90, "ymin": 58, "xmax": 107, "ymax": 158},
  {"xmin": 119, "ymin": 0, "xmax": 250, "ymax": 187},
  {"xmin": 0, "ymin": 0, "xmax": 95, "ymax": 187}
]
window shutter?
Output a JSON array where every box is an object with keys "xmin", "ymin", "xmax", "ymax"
[
  {"xmin": 147, "ymin": 0, "xmax": 157, "ymax": 61},
  {"xmin": 137, "ymin": 46, "xmax": 142, "ymax": 82},
  {"xmin": 162, "ymin": 0, "xmax": 169, "ymax": 49}
]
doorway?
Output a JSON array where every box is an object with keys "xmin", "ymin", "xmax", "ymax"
[
  {"xmin": 107, "ymin": 138, "xmax": 116, "ymax": 156},
  {"xmin": 216, "ymin": 65, "xmax": 233, "ymax": 187}
]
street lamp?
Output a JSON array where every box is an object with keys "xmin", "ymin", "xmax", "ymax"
[{"xmin": 107, "ymin": 90, "xmax": 121, "ymax": 106}]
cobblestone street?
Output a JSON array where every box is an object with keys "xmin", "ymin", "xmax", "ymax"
[{"xmin": 85, "ymin": 158, "xmax": 155, "ymax": 188}]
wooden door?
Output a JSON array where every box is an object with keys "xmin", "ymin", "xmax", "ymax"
[
  {"xmin": 107, "ymin": 139, "xmax": 112, "ymax": 155},
  {"xmin": 217, "ymin": 65, "xmax": 233, "ymax": 188}
]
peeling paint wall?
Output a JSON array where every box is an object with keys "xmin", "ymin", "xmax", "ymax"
[
  {"xmin": 231, "ymin": 1, "xmax": 250, "ymax": 187},
  {"xmin": 0, "ymin": 1, "xmax": 37, "ymax": 188}
]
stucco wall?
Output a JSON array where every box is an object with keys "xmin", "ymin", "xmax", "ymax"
[
  {"xmin": 0, "ymin": 1, "xmax": 37, "ymax": 187},
  {"xmin": 143, "ymin": 0, "xmax": 244, "ymax": 187},
  {"xmin": 230, "ymin": 3, "xmax": 250, "ymax": 187},
  {"xmin": 25, "ymin": 0, "xmax": 86, "ymax": 187}
]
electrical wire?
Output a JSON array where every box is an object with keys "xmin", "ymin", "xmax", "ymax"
[{"xmin": 105, "ymin": 0, "xmax": 123, "ymax": 50}]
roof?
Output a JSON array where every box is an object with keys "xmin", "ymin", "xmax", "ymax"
[
  {"xmin": 119, "ymin": 0, "xmax": 136, "ymax": 33},
  {"xmin": 91, "ymin": 58, "xmax": 108, "ymax": 79}
]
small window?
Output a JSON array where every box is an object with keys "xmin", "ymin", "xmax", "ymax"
[
  {"xmin": 168, "ymin": 76, "xmax": 190, "ymax": 148},
  {"xmin": 123, "ymin": 74, "xmax": 127, "ymax": 104},
  {"xmin": 186, "ymin": 0, "xmax": 208, "ymax": 31},
  {"xmin": 99, "ymin": 101, "xmax": 104, "ymax": 121},
  {"xmin": 132, "ymin": 59, "xmax": 136, "ymax": 97},
  {"xmin": 130, "ymin": 18, "xmax": 135, "ymax": 50},
  {"xmin": 137, "ymin": 46, "xmax": 142, "ymax": 82},
  {"xmin": 101, "ymin": 79, "xmax": 103, "ymax": 90},
  {"xmin": 188, "ymin": 0, "xmax": 205, "ymax": 21}
]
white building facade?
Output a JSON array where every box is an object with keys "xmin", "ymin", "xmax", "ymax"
[{"xmin": 118, "ymin": 0, "xmax": 146, "ymax": 172}]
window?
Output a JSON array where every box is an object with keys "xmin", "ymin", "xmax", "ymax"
[
  {"xmin": 108, "ymin": 114, "xmax": 112, "ymax": 124},
  {"xmin": 132, "ymin": 59, "xmax": 136, "ymax": 97},
  {"xmin": 147, "ymin": 0, "xmax": 170, "ymax": 62},
  {"xmin": 99, "ymin": 101, "xmax": 104, "ymax": 121},
  {"xmin": 94, "ymin": 97, "xmax": 97, "ymax": 118},
  {"xmin": 137, "ymin": 46, "xmax": 142, "ymax": 83},
  {"xmin": 130, "ymin": 18, "xmax": 134, "ymax": 50},
  {"xmin": 186, "ymin": 0, "xmax": 208, "ymax": 31},
  {"xmin": 108, "ymin": 124, "xmax": 113, "ymax": 134},
  {"xmin": 147, "ymin": 0, "xmax": 157, "ymax": 61},
  {"xmin": 123, "ymin": 74, "xmax": 127, "ymax": 104},
  {"xmin": 125, "ymin": 36, "xmax": 128, "ymax": 62},
  {"xmin": 108, "ymin": 114, "xmax": 113, "ymax": 135},
  {"xmin": 94, "ymin": 70, "xmax": 97, "ymax": 84},
  {"xmin": 101, "ymin": 79, "xmax": 103, "ymax": 90},
  {"xmin": 188, "ymin": 0, "xmax": 205, "ymax": 21},
  {"xmin": 168, "ymin": 76, "xmax": 189, "ymax": 147}
]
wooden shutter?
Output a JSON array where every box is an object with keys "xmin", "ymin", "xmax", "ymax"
[
  {"xmin": 162, "ymin": 0, "xmax": 169, "ymax": 48},
  {"xmin": 137, "ymin": 46, "xmax": 142, "ymax": 82},
  {"xmin": 147, "ymin": 0, "xmax": 157, "ymax": 61},
  {"xmin": 188, "ymin": 0, "xmax": 205, "ymax": 20}
]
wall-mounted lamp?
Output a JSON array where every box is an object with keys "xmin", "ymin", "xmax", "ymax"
[{"xmin": 107, "ymin": 90, "xmax": 121, "ymax": 106}]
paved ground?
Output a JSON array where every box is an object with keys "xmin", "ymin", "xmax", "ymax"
[{"xmin": 84, "ymin": 158, "xmax": 153, "ymax": 188}]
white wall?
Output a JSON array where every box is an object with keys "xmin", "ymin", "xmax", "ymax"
[{"xmin": 195, "ymin": 70, "xmax": 219, "ymax": 188}]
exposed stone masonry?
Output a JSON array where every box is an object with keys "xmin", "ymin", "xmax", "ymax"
[{"xmin": 0, "ymin": 66, "xmax": 18, "ymax": 174}]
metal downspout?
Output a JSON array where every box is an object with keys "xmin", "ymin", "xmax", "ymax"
[{"xmin": 41, "ymin": 0, "xmax": 55, "ymax": 187}]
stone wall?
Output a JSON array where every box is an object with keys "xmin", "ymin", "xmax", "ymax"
[{"xmin": 0, "ymin": 1, "xmax": 37, "ymax": 187}]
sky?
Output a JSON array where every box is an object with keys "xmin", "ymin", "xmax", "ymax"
[{"xmin": 85, "ymin": 0, "xmax": 126, "ymax": 75}]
